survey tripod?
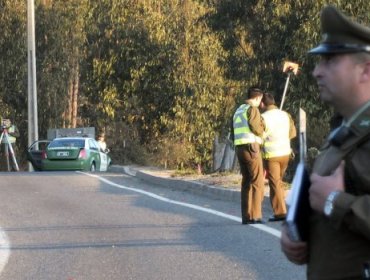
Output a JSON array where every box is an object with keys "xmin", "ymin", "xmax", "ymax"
[{"xmin": 0, "ymin": 126, "xmax": 19, "ymax": 171}]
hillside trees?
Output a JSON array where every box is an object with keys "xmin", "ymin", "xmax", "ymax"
[
  {"xmin": 0, "ymin": 0, "xmax": 27, "ymax": 148},
  {"xmin": 81, "ymin": 0, "xmax": 177, "ymax": 162},
  {"xmin": 36, "ymin": 0, "xmax": 88, "ymax": 133},
  {"xmin": 1, "ymin": 0, "xmax": 370, "ymax": 170},
  {"xmin": 144, "ymin": 0, "xmax": 238, "ymax": 169},
  {"xmin": 81, "ymin": 0, "xmax": 238, "ymax": 169},
  {"xmin": 208, "ymin": 0, "xmax": 370, "ymax": 148},
  {"xmin": 0, "ymin": 0, "xmax": 89, "ymax": 166}
]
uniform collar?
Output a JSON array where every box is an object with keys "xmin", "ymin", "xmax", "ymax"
[
  {"xmin": 266, "ymin": 105, "xmax": 278, "ymax": 110},
  {"xmin": 246, "ymin": 100, "xmax": 254, "ymax": 107}
]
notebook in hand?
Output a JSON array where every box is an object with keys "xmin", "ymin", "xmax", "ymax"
[{"xmin": 285, "ymin": 162, "xmax": 311, "ymax": 242}]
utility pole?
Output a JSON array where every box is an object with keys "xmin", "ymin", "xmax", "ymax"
[{"xmin": 27, "ymin": 0, "xmax": 39, "ymax": 171}]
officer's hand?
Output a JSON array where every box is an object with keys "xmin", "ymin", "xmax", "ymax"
[
  {"xmin": 309, "ymin": 161, "xmax": 345, "ymax": 213},
  {"xmin": 280, "ymin": 225, "xmax": 308, "ymax": 265}
]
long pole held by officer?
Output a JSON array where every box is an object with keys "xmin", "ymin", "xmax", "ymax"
[
  {"xmin": 0, "ymin": 117, "xmax": 20, "ymax": 171},
  {"xmin": 280, "ymin": 61, "xmax": 299, "ymax": 110}
]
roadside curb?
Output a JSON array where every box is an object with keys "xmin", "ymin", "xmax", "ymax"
[
  {"xmin": 109, "ymin": 164, "xmax": 240, "ymax": 202},
  {"xmin": 136, "ymin": 170, "xmax": 240, "ymax": 202},
  {"xmin": 109, "ymin": 165, "xmax": 134, "ymax": 176}
]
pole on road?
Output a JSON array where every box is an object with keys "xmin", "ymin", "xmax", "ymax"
[{"xmin": 27, "ymin": 0, "xmax": 39, "ymax": 171}]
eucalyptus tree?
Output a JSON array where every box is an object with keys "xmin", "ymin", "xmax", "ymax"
[
  {"xmin": 81, "ymin": 0, "xmax": 156, "ymax": 147},
  {"xmin": 156, "ymin": 0, "xmax": 238, "ymax": 169},
  {"xmin": 36, "ymin": 0, "xmax": 89, "ymax": 135},
  {"xmin": 0, "ymin": 0, "xmax": 27, "ymax": 128},
  {"xmin": 81, "ymin": 0, "xmax": 187, "ymax": 163},
  {"xmin": 0, "ymin": 0, "xmax": 28, "ymax": 165}
]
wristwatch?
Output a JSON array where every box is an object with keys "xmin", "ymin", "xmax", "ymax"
[{"xmin": 324, "ymin": 191, "xmax": 340, "ymax": 217}]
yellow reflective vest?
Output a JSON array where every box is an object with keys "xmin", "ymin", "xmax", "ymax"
[
  {"xmin": 261, "ymin": 108, "xmax": 291, "ymax": 158},
  {"xmin": 233, "ymin": 104, "xmax": 262, "ymax": 146}
]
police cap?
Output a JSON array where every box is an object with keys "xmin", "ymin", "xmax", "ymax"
[{"xmin": 309, "ymin": 5, "xmax": 370, "ymax": 55}]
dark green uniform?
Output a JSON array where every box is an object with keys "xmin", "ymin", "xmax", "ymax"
[
  {"xmin": 305, "ymin": 5, "xmax": 370, "ymax": 278},
  {"xmin": 308, "ymin": 105, "xmax": 370, "ymax": 279}
]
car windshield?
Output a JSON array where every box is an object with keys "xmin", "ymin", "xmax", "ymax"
[{"xmin": 49, "ymin": 139, "xmax": 85, "ymax": 148}]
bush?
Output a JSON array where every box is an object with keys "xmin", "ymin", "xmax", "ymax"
[{"xmin": 147, "ymin": 136, "xmax": 194, "ymax": 170}]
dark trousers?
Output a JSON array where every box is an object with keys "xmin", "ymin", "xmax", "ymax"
[
  {"xmin": 236, "ymin": 144, "xmax": 265, "ymax": 221},
  {"xmin": 264, "ymin": 155, "xmax": 290, "ymax": 216}
]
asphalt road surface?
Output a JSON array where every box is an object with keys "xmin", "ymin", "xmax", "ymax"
[{"xmin": 0, "ymin": 172, "xmax": 305, "ymax": 280}]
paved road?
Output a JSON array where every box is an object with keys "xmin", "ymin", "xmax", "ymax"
[{"xmin": 0, "ymin": 171, "xmax": 305, "ymax": 280}]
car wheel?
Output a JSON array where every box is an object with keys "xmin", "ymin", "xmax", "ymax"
[{"xmin": 90, "ymin": 162, "xmax": 96, "ymax": 172}]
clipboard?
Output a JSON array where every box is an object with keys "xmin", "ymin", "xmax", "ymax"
[{"xmin": 285, "ymin": 108, "xmax": 311, "ymax": 242}]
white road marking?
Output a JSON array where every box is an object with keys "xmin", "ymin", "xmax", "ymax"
[
  {"xmin": 81, "ymin": 172, "xmax": 282, "ymax": 239},
  {"xmin": 0, "ymin": 171, "xmax": 280, "ymax": 275},
  {"xmin": 0, "ymin": 227, "xmax": 10, "ymax": 274}
]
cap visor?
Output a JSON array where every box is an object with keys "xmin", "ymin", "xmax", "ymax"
[{"xmin": 308, "ymin": 43, "xmax": 369, "ymax": 54}]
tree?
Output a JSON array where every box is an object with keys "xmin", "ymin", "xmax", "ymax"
[
  {"xmin": 36, "ymin": 0, "xmax": 88, "ymax": 133},
  {"xmin": 208, "ymin": 0, "xmax": 370, "ymax": 149},
  {"xmin": 2, "ymin": 0, "xmax": 370, "ymax": 170},
  {"xmin": 0, "ymin": 0, "xmax": 28, "ymax": 166}
]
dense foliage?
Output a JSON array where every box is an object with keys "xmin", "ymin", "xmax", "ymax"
[{"xmin": 0, "ymin": 0, "xmax": 369, "ymax": 171}]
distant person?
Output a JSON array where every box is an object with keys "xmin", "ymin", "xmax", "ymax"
[
  {"xmin": 230, "ymin": 87, "xmax": 265, "ymax": 224},
  {"xmin": 0, "ymin": 118, "xmax": 19, "ymax": 171},
  {"xmin": 280, "ymin": 5, "xmax": 370, "ymax": 279},
  {"xmin": 97, "ymin": 133, "xmax": 108, "ymax": 152},
  {"xmin": 260, "ymin": 92, "xmax": 296, "ymax": 222}
]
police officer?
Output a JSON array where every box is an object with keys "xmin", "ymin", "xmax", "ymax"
[
  {"xmin": 97, "ymin": 133, "xmax": 108, "ymax": 152},
  {"xmin": 281, "ymin": 5, "xmax": 370, "ymax": 279},
  {"xmin": 260, "ymin": 93, "xmax": 296, "ymax": 222},
  {"xmin": 230, "ymin": 87, "xmax": 265, "ymax": 224}
]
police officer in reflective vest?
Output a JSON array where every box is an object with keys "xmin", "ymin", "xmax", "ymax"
[
  {"xmin": 261, "ymin": 92, "xmax": 296, "ymax": 222},
  {"xmin": 231, "ymin": 87, "xmax": 265, "ymax": 224}
]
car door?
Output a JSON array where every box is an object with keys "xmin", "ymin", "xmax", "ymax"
[
  {"xmin": 27, "ymin": 140, "xmax": 50, "ymax": 171},
  {"xmin": 91, "ymin": 139, "xmax": 108, "ymax": 171},
  {"xmin": 88, "ymin": 139, "xmax": 103, "ymax": 171}
]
